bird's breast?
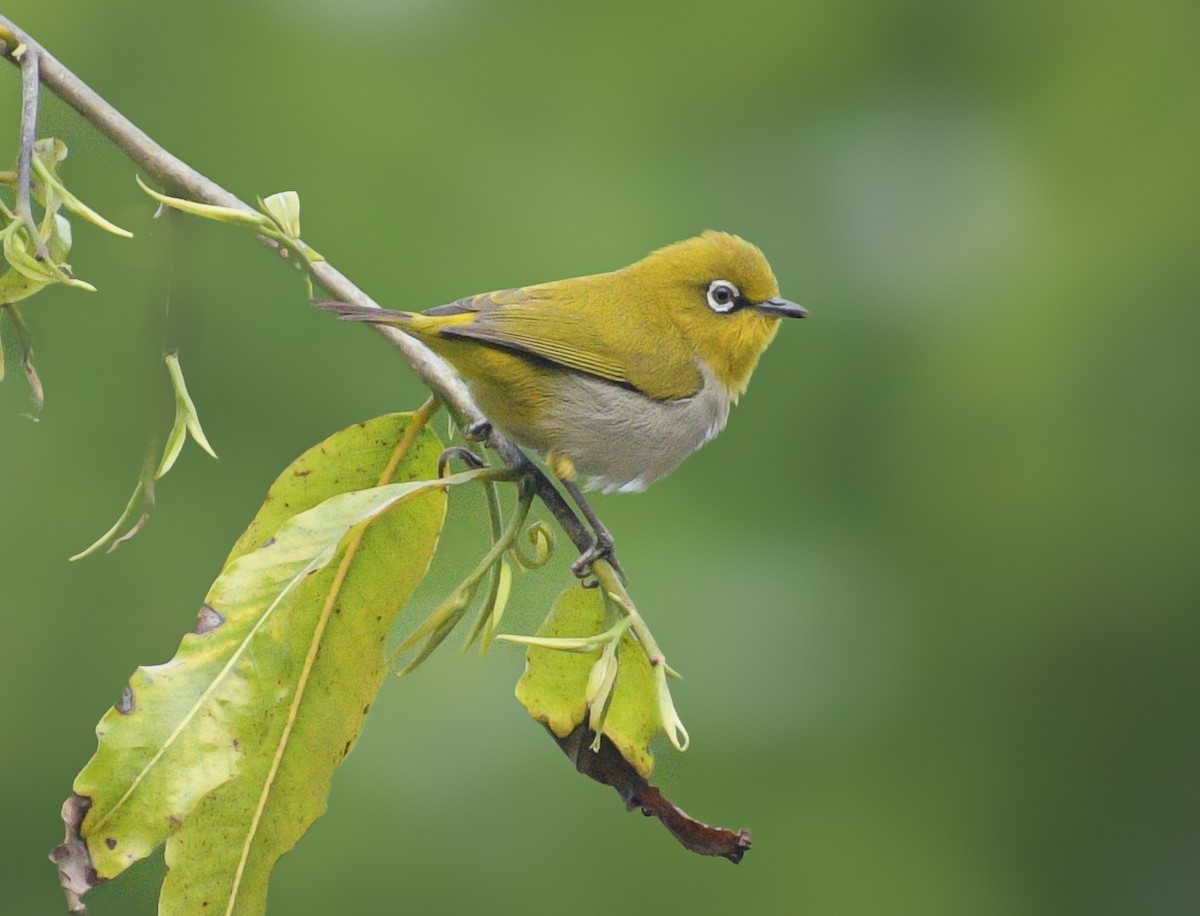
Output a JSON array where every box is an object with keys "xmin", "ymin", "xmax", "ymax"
[{"xmin": 517, "ymin": 361, "xmax": 732, "ymax": 493}]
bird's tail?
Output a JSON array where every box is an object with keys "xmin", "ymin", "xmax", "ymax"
[{"xmin": 314, "ymin": 300, "xmax": 417, "ymax": 328}]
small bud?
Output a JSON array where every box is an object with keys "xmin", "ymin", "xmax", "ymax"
[
  {"xmin": 488, "ymin": 561, "xmax": 513, "ymax": 634},
  {"xmin": 655, "ymin": 674, "xmax": 690, "ymax": 751},
  {"xmin": 584, "ymin": 647, "xmax": 617, "ymax": 708},
  {"xmin": 586, "ymin": 642, "xmax": 620, "ymax": 746},
  {"xmin": 156, "ymin": 351, "xmax": 218, "ymax": 479},
  {"xmin": 261, "ymin": 191, "xmax": 301, "ymax": 238}
]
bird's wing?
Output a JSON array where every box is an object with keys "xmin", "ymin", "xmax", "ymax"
[{"xmin": 424, "ymin": 286, "xmax": 703, "ymax": 401}]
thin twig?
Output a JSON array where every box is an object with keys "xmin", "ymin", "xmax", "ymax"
[
  {"xmin": 13, "ymin": 36, "xmax": 48, "ymax": 260},
  {"xmin": 0, "ymin": 15, "xmax": 594, "ymax": 559}
]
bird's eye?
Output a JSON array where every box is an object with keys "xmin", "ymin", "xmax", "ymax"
[{"xmin": 706, "ymin": 280, "xmax": 740, "ymax": 313}]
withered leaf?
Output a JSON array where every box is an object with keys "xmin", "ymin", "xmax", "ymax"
[{"xmin": 550, "ymin": 724, "xmax": 752, "ymax": 864}]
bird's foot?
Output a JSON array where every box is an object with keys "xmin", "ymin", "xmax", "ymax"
[
  {"xmin": 571, "ymin": 529, "xmax": 623, "ymax": 585},
  {"xmin": 464, "ymin": 420, "xmax": 493, "ymax": 444},
  {"xmin": 438, "ymin": 446, "xmax": 485, "ymax": 477}
]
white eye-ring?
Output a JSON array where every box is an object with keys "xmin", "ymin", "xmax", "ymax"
[{"xmin": 706, "ymin": 280, "xmax": 740, "ymax": 313}]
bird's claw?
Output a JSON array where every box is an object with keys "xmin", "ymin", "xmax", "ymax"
[
  {"xmin": 571, "ymin": 530, "xmax": 623, "ymax": 585},
  {"xmin": 438, "ymin": 446, "xmax": 485, "ymax": 478},
  {"xmin": 465, "ymin": 420, "xmax": 493, "ymax": 444}
]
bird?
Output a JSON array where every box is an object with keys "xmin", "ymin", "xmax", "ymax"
[{"xmin": 318, "ymin": 230, "xmax": 805, "ymax": 573}]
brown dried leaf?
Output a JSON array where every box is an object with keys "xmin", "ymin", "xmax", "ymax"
[
  {"xmin": 549, "ymin": 724, "xmax": 752, "ymax": 864},
  {"xmin": 49, "ymin": 793, "xmax": 98, "ymax": 914},
  {"xmin": 22, "ymin": 344, "xmax": 43, "ymax": 413}
]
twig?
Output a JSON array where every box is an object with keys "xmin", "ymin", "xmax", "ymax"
[
  {"xmin": 0, "ymin": 15, "xmax": 594, "ymax": 559},
  {"xmin": 552, "ymin": 725, "xmax": 751, "ymax": 863},
  {"xmin": 12, "ymin": 34, "xmax": 48, "ymax": 261}
]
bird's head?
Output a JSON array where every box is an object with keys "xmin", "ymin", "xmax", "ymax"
[{"xmin": 623, "ymin": 231, "xmax": 805, "ymax": 397}]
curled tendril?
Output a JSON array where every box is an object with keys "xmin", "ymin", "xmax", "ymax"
[{"xmin": 512, "ymin": 520, "xmax": 555, "ymax": 570}]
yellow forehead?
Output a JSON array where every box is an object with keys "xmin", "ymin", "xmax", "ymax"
[{"xmin": 628, "ymin": 230, "xmax": 781, "ymax": 303}]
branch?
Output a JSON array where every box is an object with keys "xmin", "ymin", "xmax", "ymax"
[
  {"xmin": 12, "ymin": 34, "xmax": 46, "ymax": 260},
  {"xmin": 552, "ymin": 724, "xmax": 752, "ymax": 863},
  {"xmin": 0, "ymin": 15, "xmax": 594, "ymax": 558}
]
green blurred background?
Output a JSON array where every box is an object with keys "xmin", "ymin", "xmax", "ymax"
[{"xmin": 2, "ymin": 1, "xmax": 1196, "ymax": 914}]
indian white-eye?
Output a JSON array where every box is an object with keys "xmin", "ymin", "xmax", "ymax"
[{"xmin": 321, "ymin": 230, "xmax": 805, "ymax": 493}]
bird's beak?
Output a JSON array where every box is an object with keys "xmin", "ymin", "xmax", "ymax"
[{"xmin": 754, "ymin": 296, "xmax": 808, "ymax": 318}]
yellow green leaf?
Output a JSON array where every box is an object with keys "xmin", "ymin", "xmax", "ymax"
[
  {"xmin": 60, "ymin": 413, "xmax": 465, "ymax": 915},
  {"xmin": 136, "ymin": 174, "xmax": 269, "ymax": 229},
  {"xmin": 69, "ymin": 445, "xmax": 158, "ymax": 561},
  {"xmin": 260, "ymin": 191, "xmax": 301, "ymax": 237},
  {"xmin": 1, "ymin": 220, "xmax": 60, "ymax": 284},
  {"xmin": 33, "ymin": 152, "xmax": 133, "ymax": 238},
  {"xmin": 0, "ymin": 262, "xmax": 51, "ymax": 306},
  {"xmin": 484, "ymin": 560, "xmax": 512, "ymax": 643},
  {"xmin": 514, "ymin": 586, "xmax": 661, "ymax": 778},
  {"xmin": 157, "ymin": 350, "xmax": 218, "ymax": 478}
]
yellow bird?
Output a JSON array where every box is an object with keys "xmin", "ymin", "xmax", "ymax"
[{"xmin": 319, "ymin": 230, "xmax": 805, "ymax": 572}]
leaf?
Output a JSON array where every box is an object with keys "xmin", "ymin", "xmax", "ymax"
[
  {"xmin": 69, "ymin": 449, "xmax": 157, "ymax": 561},
  {"xmin": 48, "ymin": 212, "xmax": 73, "ymax": 262},
  {"xmin": 0, "ymin": 263, "xmax": 49, "ymax": 306},
  {"xmin": 49, "ymin": 795, "xmax": 93, "ymax": 915},
  {"xmin": 0, "ymin": 211, "xmax": 77, "ymax": 307},
  {"xmin": 156, "ymin": 350, "xmax": 218, "ymax": 478},
  {"xmin": 74, "ymin": 351, "xmax": 216, "ymax": 559},
  {"xmin": 0, "ymin": 302, "xmax": 44, "ymax": 412},
  {"xmin": 0, "ymin": 137, "xmax": 127, "ymax": 310},
  {"xmin": 259, "ymin": 191, "xmax": 301, "ymax": 238},
  {"xmin": 0, "ymin": 215, "xmax": 93, "ymax": 291},
  {"xmin": 482, "ymin": 559, "xmax": 512, "ymax": 645},
  {"xmin": 33, "ymin": 136, "xmax": 69, "ymax": 171},
  {"xmin": 1, "ymin": 219, "xmax": 59, "ymax": 284},
  {"xmin": 514, "ymin": 586, "xmax": 660, "ymax": 779},
  {"xmin": 513, "ymin": 584, "xmax": 744, "ymax": 863},
  {"xmin": 584, "ymin": 636, "xmax": 621, "ymax": 737},
  {"xmin": 21, "ymin": 342, "xmax": 44, "ymax": 415},
  {"xmin": 0, "ymin": 243, "xmax": 53, "ymax": 304},
  {"xmin": 55, "ymin": 413, "xmax": 468, "ymax": 915},
  {"xmin": 393, "ymin": 471, "xmax": 527, "ymax": 674},
  {"xmin": 136, "ymin": 175, "xmax": 269, "ymax": 230},
  {"xmin": 33, "ymin": 144, "xmax": 133, "ymax": 238}
]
